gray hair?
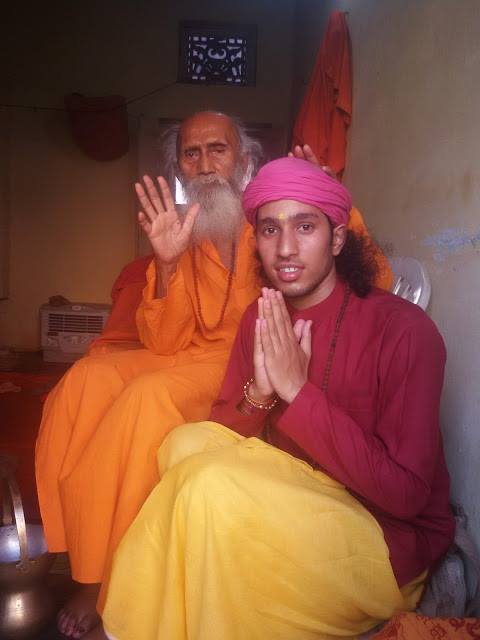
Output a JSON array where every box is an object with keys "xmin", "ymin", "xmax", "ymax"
[{"xmin": 159, "ymin": 112, "xmax": 263, "ymax": 186}]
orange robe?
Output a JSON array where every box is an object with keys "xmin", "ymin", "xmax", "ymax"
[
  {"xmin": 88, "ymin": 255, "xmax": 152, "ymax": 354},
  {"xmin": 35, "ymin": 225, "xmax": 260, "ymax": 605},
  {"xmin": 292, "ymin": 11, "xmax": 392, "ymax": 291}
]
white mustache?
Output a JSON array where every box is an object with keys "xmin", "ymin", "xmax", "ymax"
[{"xmin": 189, "ymin": 174, "xmax": 229, "ymax": 186}]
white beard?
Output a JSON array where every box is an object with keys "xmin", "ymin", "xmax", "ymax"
[{"xmin": 182, "ymin": 172, "xmax": 244, "ymax": 246}]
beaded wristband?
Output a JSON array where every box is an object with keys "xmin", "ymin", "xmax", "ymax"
[{"xmin": 243, "ymin": 378, "xmax": 278, "ymax": 411}]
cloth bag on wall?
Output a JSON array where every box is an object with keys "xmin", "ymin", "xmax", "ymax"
[{"xmin": 65, "ymin": 93, "xmax": 129, "ymax": 161}]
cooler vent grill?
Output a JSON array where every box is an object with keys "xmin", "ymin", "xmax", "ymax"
[{"xmin": 47, "ymin": 313, "xmax": 105, "ymax": 335}]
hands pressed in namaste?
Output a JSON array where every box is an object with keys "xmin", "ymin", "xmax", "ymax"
[
  {"xmin": 135, "ymin": 175, "xmax": 199, "ymax": 265},
  {"xmin": 250, "ymin": 288, "xmax": 312, "ymax": 405}
]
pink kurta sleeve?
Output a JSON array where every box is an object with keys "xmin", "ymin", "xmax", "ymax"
[
  {"xmin": 277, "ymin": 315, "xmax": 446, "ymax": 520},
  {"xmin": 136, "ymin": 259, "xmax": 196, "ymax": 355}
]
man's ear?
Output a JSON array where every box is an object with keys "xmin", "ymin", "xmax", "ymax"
[
  {"xmin": 331, "ymin": 224, "xmax": 347, "ymax": 256},
  {"xmin": 240, "ymin": 156, "xmax": 253, "ymax": 190},
  {"xmin": 240, "ymin": 152, "xmax": 250, "ymax": 173}
]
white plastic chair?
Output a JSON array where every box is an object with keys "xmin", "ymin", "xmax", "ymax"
[{"xmin": 390, "ymin": 257, "xmax": 431, "ymax": 311}]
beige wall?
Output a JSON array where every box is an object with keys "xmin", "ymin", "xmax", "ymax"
[
  {"xmin": 295, "ymin": 0, "xmax": 480, "ymax": 577},
  {"xmin": 0, "ymin": 110, "xmax": 135, "ymax": 348},
  {"xmin": 0, "ymin": 0, "xmax": 294, "ymax": 349}
]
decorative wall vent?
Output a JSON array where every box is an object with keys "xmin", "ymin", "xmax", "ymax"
[{"xmin": 179, "ymin": 21, "xmax": 257, "ymax": 86}]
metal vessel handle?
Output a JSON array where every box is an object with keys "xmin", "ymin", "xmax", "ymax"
[{"xmin": 0, "ymin": 454, "xmax": 32, "ymax": 573}]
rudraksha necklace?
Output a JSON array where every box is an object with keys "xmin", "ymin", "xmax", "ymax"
[{"xmin": 191, "ymin": 241, "xmax": 236, "ymax": 332}]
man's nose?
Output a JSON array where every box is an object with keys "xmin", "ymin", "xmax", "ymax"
[
  {"xmin": 277, "ymin": 230, "xmax": 298, "ymax": 257},
  {"xmin": 198, "ymin": 151, "xmax": 215, "ymax": 175}
]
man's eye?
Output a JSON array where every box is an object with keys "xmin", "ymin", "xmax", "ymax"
[
  {"xmin": 299, "ymin": 223, "xmax": 313, "ymax": 232},
  {"xmin": 212, "ymin": 146, "xmax": 226, "ymax": 154},
  {"xmin": 184, "ymin": 150, "xmax": 197, "ymax": 159},
  {"xmin": 262, "ymin": 227, "xmax": 277, "ymax": 235}
]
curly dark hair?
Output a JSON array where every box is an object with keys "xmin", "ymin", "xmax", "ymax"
[{"xmin": 335, "ymin": 229, "xmax": 380, "ymax": 298}]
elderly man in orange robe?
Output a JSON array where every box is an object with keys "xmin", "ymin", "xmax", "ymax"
[{"xmin": 36, "ymin": 111, "xmax": 262, "ymax": 638}]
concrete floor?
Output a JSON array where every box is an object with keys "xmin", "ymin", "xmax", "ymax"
[
  {"xmin": 1, "ymin": 359, "xmax": 73, "ymax": 638},
  {"xmin": 1, "ymin": 555, "xmax": 76, "ymax": 640}
]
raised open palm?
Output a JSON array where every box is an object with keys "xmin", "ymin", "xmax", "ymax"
[{"xmin": 136, "ymin": 175, "xmax": 200, "ymax": 264}]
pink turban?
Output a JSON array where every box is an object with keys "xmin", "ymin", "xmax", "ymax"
[{"xmin": 242, "ymin": 157, "xmax": 352, "ymax": 227}]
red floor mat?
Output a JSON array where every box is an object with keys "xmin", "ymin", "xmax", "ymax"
[{"xmin": 0, "ymin": 369, "xmax": 67, "ymax": 521}]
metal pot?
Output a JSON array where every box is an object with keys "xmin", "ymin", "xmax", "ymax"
[{"xmin": 0, "ymin": 455, "xmax": 55, "ymax": 639}]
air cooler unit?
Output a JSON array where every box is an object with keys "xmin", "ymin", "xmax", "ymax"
[{"xmin": 40, "ymin": 302, "xmax": 111, "ymax": 363}]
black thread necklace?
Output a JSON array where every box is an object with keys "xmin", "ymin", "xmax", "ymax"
[{"xmin": 320, "ymin": 285, "xmax": 351, "ymax": 393}]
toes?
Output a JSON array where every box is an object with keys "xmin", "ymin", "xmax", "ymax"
[
  {"xmin": 57, "ymin": 610, "xmax": 77, "ymax": 637},
  {"xmin": 65, "ymin": 618, "xmax": 78, "ymax": 637},
  {"xmin": 57, "ymin": 609, "xmax": 84, "ymax": 638},
  {"xmin": 72, "ymin": 627, "xmax": 85, "ymax": 639},
  {"xmin": 71, "ymin": 613, "xmax": 99, "ymax": 639},
  {"xmin": 71, "ymin": 615, "xmax": 88, "ymax": 639},
  {"xmin": 56, "ymin": 584, "xmax": 102, "ymax": 638},
  {"xmin": 57, "ymin": 610, "xmax": 69, "ymax": 634}
]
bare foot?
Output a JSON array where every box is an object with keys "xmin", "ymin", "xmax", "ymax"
[{"xmin": 57, "ymin": 582, "xmax": 101, "ymax": 638}]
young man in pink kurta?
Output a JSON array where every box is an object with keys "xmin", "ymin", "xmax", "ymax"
[
  {"xmin": 100, "ymin": 158, "xmax": 454, "ymax": 640},
  {"xmin": 212, "ymin": 266, "xmax": 452, "ymax": 589}
]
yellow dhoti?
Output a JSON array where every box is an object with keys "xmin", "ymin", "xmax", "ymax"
[{"xmin": 103, "ymin": 422, "xmax": 424, "ymax": 640}]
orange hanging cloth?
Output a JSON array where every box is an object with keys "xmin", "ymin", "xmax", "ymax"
[
  {"xmin": 292, "ymin": 10, "xmax": 351, "ymax": 178},
  {"xmin": 292, "ymin": 11, "xmax": 393, "ymax": 291}
]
